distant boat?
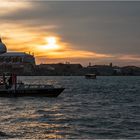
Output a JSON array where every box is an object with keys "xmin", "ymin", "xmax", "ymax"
[
  {"xmin": 85, "ymin": 74, "xmax": 96, "ymax": 79},
  {"xmin": 0, "ymin": 73, "xmax": 64, "ymax": 97}
]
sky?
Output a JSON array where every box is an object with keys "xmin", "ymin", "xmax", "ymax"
[{"xmin": 0, "ymin": 0, "xmax": 140, "ymax": 66}]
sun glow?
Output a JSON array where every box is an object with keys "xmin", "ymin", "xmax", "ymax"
[
  {"xmin": 41, "ymin": 37, "xmax": 59, "ymax": 50},
  {"xmin": 46, "ymin": 37, "xmax": 56, "ymax": 44}
]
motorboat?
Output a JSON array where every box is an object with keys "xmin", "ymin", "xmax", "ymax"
[
  {"xmin": 0, "ymin": 73, "xmax": 64, "ymax": 97},
  {"xmin": 85, "ymin": 74, "xmax": 96, "ymax": 79}
]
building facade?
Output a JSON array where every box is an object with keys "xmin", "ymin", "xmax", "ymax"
[{"xmin": 0, "ymin": 38, "xmax": 35, "ymax": 74}]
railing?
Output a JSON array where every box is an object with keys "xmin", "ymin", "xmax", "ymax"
[{"xmin": 18, "ymin": 84, "xmax": 54, "ymax": 89}]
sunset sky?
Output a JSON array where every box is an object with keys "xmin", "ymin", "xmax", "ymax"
[{"xmin": 0, "ymin": 1, "xmax": 140, "ymax": 66}]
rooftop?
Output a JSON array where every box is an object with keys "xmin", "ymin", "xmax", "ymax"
[{"xmin": 0, "ymin": 52, "xmax": 33, "ymax": 57}]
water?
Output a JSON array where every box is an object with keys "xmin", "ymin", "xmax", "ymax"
[{"xmin": 0, "ymin": 76, "xmax": 140, "ymax": 139}]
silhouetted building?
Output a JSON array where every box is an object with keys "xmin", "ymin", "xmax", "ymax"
[
  {"xmin": 35, "ymin": 63, "xmax": 83, "ymax": 76},
  {"xmin": 0, "ymin": 38, "xmax": 35, "ymax": 74}
]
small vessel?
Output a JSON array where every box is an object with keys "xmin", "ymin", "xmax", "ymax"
[
  {"xmin": 0, "ymin": 73, "xmax": 64, "ymax": 97},
  {"xmin": 85, "ymin": 74, "xmax": 96, "ymax": 79}
]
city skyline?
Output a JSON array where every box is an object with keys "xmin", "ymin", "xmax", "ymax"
[{"xmin": 0, "ymin": 1, "xmax": 140, "ymax": 66}]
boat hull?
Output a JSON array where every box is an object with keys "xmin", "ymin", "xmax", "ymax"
[
  {"xmin": 0, "ymin": 88, "xmax": 65, "ymax": 97},
  {"xmin": 85, "ymin": 74, "xmax": 96, "ymax": 79}
]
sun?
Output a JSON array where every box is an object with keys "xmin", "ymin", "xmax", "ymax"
[
  {"xmin": 42, "ymin": 36, "xmax": 59, "ymax": 50},
  {"xmin": 46, "ymin": 37, "xmax": 56, "ymax": 45},
  {"xmin": 36, "ymin": 36, "xmax": 61, "ymax": 52}
]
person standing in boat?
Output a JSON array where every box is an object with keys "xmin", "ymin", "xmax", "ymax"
[{"xmin": 2, "ymin": 73, "xmax": 7, "ymax": 88}]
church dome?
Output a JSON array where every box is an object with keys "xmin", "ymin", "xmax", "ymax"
[{"xmin": 0, "ymin": 38, "xmax": 7, "ymax": 54}]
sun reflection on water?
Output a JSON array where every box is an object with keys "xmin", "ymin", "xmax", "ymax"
[{"xmin": 0, "ymin": 97, "xmax": 70, "ymax": 139}]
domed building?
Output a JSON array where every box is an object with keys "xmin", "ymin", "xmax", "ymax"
[
  {"xmin": 0, "ymin": 38, "xmax": 7, "ymax": 54},
  {"xmin": 0, "ymin": 38, "xmax": 35, "ymax": 74}
]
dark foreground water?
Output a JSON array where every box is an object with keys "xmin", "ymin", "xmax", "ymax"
[{"xmin": 0, "ymin": 76, "xmax": 140, "ymax": 139}]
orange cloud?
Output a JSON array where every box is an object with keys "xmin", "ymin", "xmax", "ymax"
[
  {"xmin": 0, "ymin": 21, "xmax": 112, "ymax": 65},
  {"xmin": 119, "ymin": 55, "xmax": 140, "ymax": 61},
  {"xmin": 37, "ymin": 49, "xmax": 111, "ymax": 59}
]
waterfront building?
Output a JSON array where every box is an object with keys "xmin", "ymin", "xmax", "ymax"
[{"xmin": 0, "ymin": 38, "xmax": 35, "ymax": 74}]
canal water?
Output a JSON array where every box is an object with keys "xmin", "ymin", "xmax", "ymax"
[{"xmin": 0, "ymin": 76, "xmax": 140, "ymax": 139}]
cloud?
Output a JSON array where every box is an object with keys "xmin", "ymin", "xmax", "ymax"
[
  {"xmin": 1, "ymin": 22, "xmax": 111, "ymax": 65},
  {"xmin": 0, "ymin": 1, "xmax": 140, "ymax": 66},
  {"xmin": 119, "ymin": 55, "xmax": 140, "ymax": 61},
  {"xmin": 36, "ymin": 50, "xmax": 112, "ymax": 66},
  {"xmin": 0, "ymin": 0, "xmax": 31, "ymax": 16}
]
